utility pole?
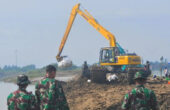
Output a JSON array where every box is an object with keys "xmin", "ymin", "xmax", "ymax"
[
  {"xmin": 15, "ymin": 50, "xmax": 18, "ymax": 67},
  {"xmin": 160, "ymin": 56, "xmax": 164, "ymax": 77},
  {"xmin": 165, "ymin": 58, "xmax": 168, "ymax": 67}
]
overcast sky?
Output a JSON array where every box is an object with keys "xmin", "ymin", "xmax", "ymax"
[{"xmin": 0, "ymin": 0, "xmax": 170, "ymax": 68}]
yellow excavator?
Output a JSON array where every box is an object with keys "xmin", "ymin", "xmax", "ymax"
[{"xmin": 56, "ymin": 3, "xmax": 145, "ymax": 83}]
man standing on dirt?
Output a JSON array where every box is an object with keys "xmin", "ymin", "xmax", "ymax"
[
  {"xmin": 82, "ymin": 61, "xmax": 90, "ymax": 78},
  {"xmin": 7, "ymin": 74, "xmax": 37, "ymax": 110},
  {"xmin": 121, "ymin": 71, "xmax": 158, "ymax": 110},
  {"xmin": 35, "ymin": 65, "xmax": 69, "ymax": 110}
]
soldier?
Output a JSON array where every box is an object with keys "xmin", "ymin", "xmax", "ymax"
[
  {"xmin": 82, "ymin": 61, "xmax": 90, "ymax": 78},
  {"xmin": 35, "ymin": 65, "xmax": 69, "ymax": 110},
  {"xmin": 121, "ymin": 71, "xmax": 158, "ymax": 110},
  {"xmin": 7, "ymin": 74, "xmax": 37, "ymax": 110}
]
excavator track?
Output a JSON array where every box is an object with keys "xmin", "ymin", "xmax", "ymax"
[
  {"xmin": 127, "ymin": 67, "xmax": 146, "ymax": 84},
  {"xmin": 88, "ymin": 65, "xmax": 147, "ymax": 84},
  {"xmin": 89, "ymin": 65, "xmax": 108, "ymax": 83}
]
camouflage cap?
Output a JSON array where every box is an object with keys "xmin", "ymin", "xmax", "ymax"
[
  {"xmin": 134, "ymin": 71, "xmax": 146, "ymax": 80},
  {"xmin": 17, "ymin": 74, "xmax": 31, "ymax": 85}
]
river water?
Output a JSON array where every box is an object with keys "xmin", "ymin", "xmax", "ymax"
[{"xmin": 0, "ymin": 76, "xmax": 73, "ymax": 110}]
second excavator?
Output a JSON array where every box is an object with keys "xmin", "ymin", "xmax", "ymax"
[{"xmin": 56, "ymin": 3, "xmax": 147, "ymax": 84}]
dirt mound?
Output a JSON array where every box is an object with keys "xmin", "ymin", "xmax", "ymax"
[
  {"xmin": 62, "ymin": 76, "xmax": 170, "ymax": 110},
  {"xmin": 159, "ymin": 92, "xmax": 170, "ymax": 110}
]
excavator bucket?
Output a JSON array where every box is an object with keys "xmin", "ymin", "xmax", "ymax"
[{"xmin": 58, "ymin": 56, "xmax": 72, "ymax": 68}]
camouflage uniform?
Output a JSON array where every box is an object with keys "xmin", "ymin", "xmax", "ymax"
[
  {"xmin": 121, "ymin": 71, "xmax": 158, "ymax": 110},
  {"xmin": 7, "ymin": 75, "xmax": 37, "ymax": 110},
  {"xmin": 35, "ymin": 77, "xmax": 69, "ymax": 110}
]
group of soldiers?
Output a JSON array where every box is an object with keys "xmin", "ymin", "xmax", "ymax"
[
  {"xmin": 7, "ymin": 65, "xmax": 69, "ymax": 110},
  {"xmin": 7, "ymin": 65, "xmax": 159, "ymax": 110}
]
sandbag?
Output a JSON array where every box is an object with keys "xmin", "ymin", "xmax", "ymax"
[{"xmin": 58, "ymin": 57, "xmax": 72, "ymax": 68}]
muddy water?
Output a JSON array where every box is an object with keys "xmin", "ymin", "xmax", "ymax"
[{"xmin": 0, "ymin": 76, "xmax": 73, "ymax": 110}]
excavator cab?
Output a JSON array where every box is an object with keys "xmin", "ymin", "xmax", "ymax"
[{"xmin": 100, "ymin": 47, "xmax": 120, "ymax": 63}]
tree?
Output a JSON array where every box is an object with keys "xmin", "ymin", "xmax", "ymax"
[{"xmin": 21, "ymin": 65, "xmax": 36, "ymax": 72}]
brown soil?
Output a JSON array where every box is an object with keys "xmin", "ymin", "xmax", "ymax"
[{"xmin": 63, "ymin": 75, "xmax": 170, "ymax": 110}]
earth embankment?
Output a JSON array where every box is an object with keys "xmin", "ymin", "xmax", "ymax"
[{"xmin": 63, "ymin": 75, "xmax": 170, "ymax": 110}]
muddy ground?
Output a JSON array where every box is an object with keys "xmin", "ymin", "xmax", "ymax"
[{"xmin": 62, "ymin": 75, "xmax": 170, "ymax": 110}]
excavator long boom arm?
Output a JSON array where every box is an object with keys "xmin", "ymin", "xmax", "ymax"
[
  {"xmin": 56, "ymin": 3, "xmax": 116, "ymax": 61},
  {"xmin": 56, "ymin": 4, "xmax": 79, "ymax": 61}
]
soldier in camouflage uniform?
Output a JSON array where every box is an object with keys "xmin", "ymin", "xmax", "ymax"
[
  {"xmin": 121, "ymin": 71, "xmax": 158, "ymax": 110},
  {"xmin": 7, "ymin": 74, "xmax": 37, "ymax": 110},
  {"xmin": 35, "ymin": 65, "xmax": 69, "ymax": 110}
]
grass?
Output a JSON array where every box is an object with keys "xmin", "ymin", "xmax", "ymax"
[{"xmin": 2, "ymin": 67, "xmax": 81, "ymax": 83}]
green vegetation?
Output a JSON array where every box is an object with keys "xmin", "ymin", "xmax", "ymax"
[
  {"xmin": 1, "ymin": 63, "xmax": 81, "ymax": 82},
  {"xmin": 2, "ymin": 68, "xmax": 46, "ymax": 83},
  {"xmin": 0, "ymin": 64, "xmax": 36, "ymax": 80}
]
